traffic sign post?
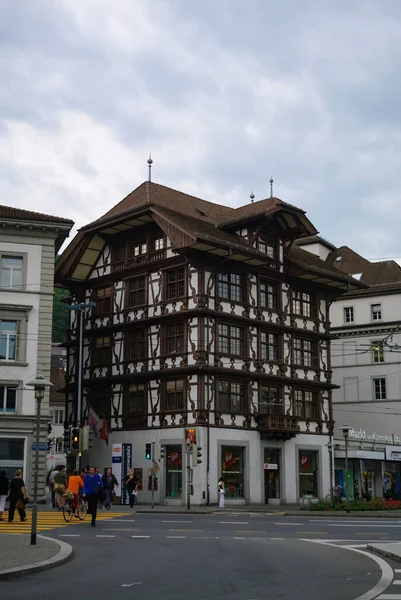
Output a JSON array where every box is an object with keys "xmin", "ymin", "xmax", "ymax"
[{"xmin": 31, "ymin": 443, "xmax": 47, "ymax": 451}]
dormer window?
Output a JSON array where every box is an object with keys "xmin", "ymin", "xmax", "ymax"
[{"xmin": 256, "ymin": 233, "xmax": 277, "ymax": 260}]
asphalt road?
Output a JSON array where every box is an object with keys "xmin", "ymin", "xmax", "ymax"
[{"xmin": 4, "ymin": 513, "xmax": 401, "ymax": 600}]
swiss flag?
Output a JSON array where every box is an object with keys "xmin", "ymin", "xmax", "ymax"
[
  {"xmin": 99, "ymin": 418, "xmax": 109, "ymax": 446},
  {"xmin": 171, "ymin": 451, "xmax": 179, "ymax": 464},
  {"xmin": 301, "ymin": 454, "xmax": 310, "ymax": 469}
]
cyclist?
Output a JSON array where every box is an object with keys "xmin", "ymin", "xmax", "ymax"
[
  {"xmin": 54, "ymin": 465, "xmax": 68, "ymax": 509},
  {"xmin": 66, "ymin": 469, "xmax": 84, "ymax": 517}
]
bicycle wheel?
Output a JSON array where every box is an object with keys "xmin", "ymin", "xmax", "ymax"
[
  {"xmin": 78, "ymin": 498, "xmax": 87, "ymax": 520},
  {"xmin": 63, "ymin": 500, "xmax": 73, "ymax": 522}
]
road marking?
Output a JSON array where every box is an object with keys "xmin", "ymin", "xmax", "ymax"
[
  {"xmin": 121, "ymin": 583, "xmax": 142, "ymax": 587},
  {"xmin": 59, "ymin": 534, "xmax": 80, "ymax": 537},
  {"xmin": 274, "ymin": 522, "xmax": 303, "ymax": 526},
  {"xmin": 270, "ymin": 537, "xmax": 285, "ymax": 540},
  {"xmin": 234, "ymin": 530, "xmax": 264, "ymax": 533},
  {"xmin": 303, "ymin": 539, "xmax": 394, "ymax": 600},
  {"xmin": 233, "ymin": 537, "xmax": 246, "ymax": 539},
  {"xmin": 356, "ymin": 533, "xmax": 387, "ymax": 535},
  {"xmin": 169, "ymin": 529, "xmax": 204, "ymax": 532},
  {"xmin": 297, "ymin": 532, "xmax": 327, "ymax": 534},
  {"xmin": 395, "ymin": 570, "xmax": 401, "ymax": 573},
  {"xmin": 192, "ymin": 536, "xmax": 212, "ymax": 539},
  {"xmin": 376, "ymin": 595, "xmax": 401, "ymax": 599},
  {"xmin": 103, "ymin": 528, "xmax": 137, "ymax": 531},
  {"xmin": 163, "ymin": 520, "xmax": 192, "ymax": 523},
  {"xmin": 109, "ymin": 519, "xmax": 136, "ymax": 522},
  {"xmin": 393, "ymin": 581, "xmax": 401, "ymax": 585},
  {"xmin": 96, "ymin": 535, "xmax": 116, "ymax": 538},
  {"xmin": 167, "ymin": 535, "xmax": 186, "ymax": 539},
  {"xmin": 328, "ymin": 524, "xmax": 401, "ymax": 528},
  {"xmin": 219, "ymin": 521, "xmax": 249, "ymax": 524},
  {"xmin": 132, "ymin": 535, "xmax": 150, "ymax": 538}
]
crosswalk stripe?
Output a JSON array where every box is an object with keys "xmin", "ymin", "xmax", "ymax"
[{"xmin": 0, "ymin": 511, "xmax": 128, "ymax": 534}]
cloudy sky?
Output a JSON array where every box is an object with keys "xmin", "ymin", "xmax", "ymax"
[{"xmin": 1, "ymin": 0, "xmax": 401, "ymax": 259}]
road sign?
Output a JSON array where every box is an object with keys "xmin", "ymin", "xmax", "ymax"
[
  {"xmin": 32, "ymin": 443, "xmax": 47, "ymax": 451},
  {"xmin": 152, "ymin": 461, "xmax": 160, "ymax": 475}
]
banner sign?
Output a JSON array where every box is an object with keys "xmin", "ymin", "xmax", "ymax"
[{"xmin": 120, "ymin": 443, "xmax": 132, "ymax": 505}]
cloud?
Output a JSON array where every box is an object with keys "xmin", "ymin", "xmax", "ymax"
[{"xmin": 2, "ymin": 0, "xmax": 401, "ymax": 259}]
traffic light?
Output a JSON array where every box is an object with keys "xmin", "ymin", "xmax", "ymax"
[
  {"xmin": 88, "ymin": 427, "xmax": 94, "ymax": 449},
  {"xmin": 71, "ymin": 428, "xmax": 80, "ymax": 451},
  {"xmin": 197, "ymin": 446, "xmax": 202, "ymax": 465},
  {"xmin": 63, "ymin": 427, "xmax": 71, "ymax": 453},
  {"xmin": 146, "ymin": 442, "xmax": 151, "ymax": 460},
  {"xmin": 156, "ymin": 442, "xmax": 165, "ymax": 461}
]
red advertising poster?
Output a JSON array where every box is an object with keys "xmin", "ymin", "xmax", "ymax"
[
  {"xmin": 225, "ymin": 452, "xmax": 235, "ymax": 467},
  {"xmin": 148, "ymin": 468, "xmax": 158, "ymax": 491},
  {"xmin": 301, "ymin": 455, "xmax": 310, "ymax": 469},
  {"xmin": 171, "ymin": 451, "xmax": 180, "ymax": 464},
  {"xmin": 133, "ymin": 468, "xmax": 143, "ymax": 491}
]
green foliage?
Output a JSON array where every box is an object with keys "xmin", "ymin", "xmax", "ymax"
[
  {"xmin": 303, "ymin": 498, "xmax": 401, "ymax": 511},
  {"xmin": 52, "ymin": 287, "xmax": 69, "ymax": 343}
]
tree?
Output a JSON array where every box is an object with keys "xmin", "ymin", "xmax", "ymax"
[{"xmin": 52, "ymin": 287, "xmax": 69, "ymax": 343}]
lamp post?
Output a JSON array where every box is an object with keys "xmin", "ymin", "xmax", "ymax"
[
  {"xmin": 26, "ymin": 375, "xmax": 54, "ymax": 546},
  {"xmin": 68, "ymin": 302, "xmax": 96, "ymax": 469},
  {"xmin": 341, "ymin": 424, "xmax": 351, "ymax": 514},
  {"xmin": 326, "ymin": 441, "xmax": 334, "ymax": 507}
]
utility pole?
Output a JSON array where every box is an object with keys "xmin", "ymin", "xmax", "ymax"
[
  {"xmin": 68, "ymin": 301, "xmax": 96, "ymax": 470},
  {"xmin": 151, "ymin": 439, "xmax": 155, "ymax": 509},
  {"xmin": 186, "ymin": 438, "xmax": 191, "ymax": 511}
]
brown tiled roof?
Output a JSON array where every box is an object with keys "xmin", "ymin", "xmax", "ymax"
[
  {"xmin": 326, "ymin": 246, "xmax": 401, "ymax": 286},
  {"xmin": 0, "ymin": 205, "xmax": 74, "ymax": 225},
  {"xmin": 84, "ymin": 181, "xmax": 234, "ymax": 231},
  {"xmin": 287, "ymin": 245, "xmax": 365, "ymax": 288},
  {"xmin": 219, "ymin": 196, "xmax": 305, "ymax": 226}
]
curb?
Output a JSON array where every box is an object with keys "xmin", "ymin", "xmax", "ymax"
[
  {"xmin": 367, "ymin": 544, "xmax": 401, "ymax": 563},
  {"xmin": 0, "ymin": 536, "xmax": 74, "ymax": 580},
  {"xmin": 286, "ymin": 511, "xmax": 401, "ymax": 518}
]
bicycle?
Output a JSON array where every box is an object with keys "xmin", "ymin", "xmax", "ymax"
[{"xmin": 62, "ymin": 492, "xmax": 87, "ymax": 522}]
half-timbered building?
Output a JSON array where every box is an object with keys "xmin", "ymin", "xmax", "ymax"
[{"xmin": 56, "ymin": 181, "xmax": 362, "ymax": 505}]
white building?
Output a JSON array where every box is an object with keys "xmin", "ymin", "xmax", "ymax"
[
  {"xmin": 0, "ymin": 206, "xmax": 73, "ymax": 499},
  {"xmin": 56, "ymin": 181, "xmax": 362, "ymax": 505},
  {"xmin": 297, "ymin": 237, "xmax": 401, "ymax": 500}
]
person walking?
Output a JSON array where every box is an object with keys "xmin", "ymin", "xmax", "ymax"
[
  {"xmin": 66, "ymin": 469, "xmax": 84, "ymax": 517},
  {"xmin": 8, "ymin": 469, "xmax": 28, "ymax": 523},
  {"xmin": 0, "ymin": 470, "xmax": 9, "ymax": 521},
  {"xmin": 218, "ymin": 477, "xmax": 225, "ymax": 508},
  {"xmin": 49, "ymin": 465, "xmax": 60, "ymax": 508},
  {"xmin": 102, "ymin": 468, "xmax": 119, "ymax": 510},
  {"xmin": 83, "ymin": 465, "xmax": 104, "ymax": 527},
  {"xmin": 54, "ymin": 465, "xmax": 68, "ymax": 509},
  {"xmin": 354, "ymin": 479, "xmax": 360, "ymax": 501},
  {"xmin": 333, "ymin": 482, "xmax": 343, "ymax": 504},
  {"xmin": 125, "ymin": 469, "xmax": 137, "ymax": 508}
]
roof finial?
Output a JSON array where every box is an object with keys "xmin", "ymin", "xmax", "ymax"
[
  {"xmin": 270, "ymin": 176, "xmax": 274, "ymax": 198},
  {"xmin": 250, "ymin": 190, "xmax": 255, "ymax": 204},
  {"xmin": 147, "ymin": 153, "xmax": 153, "ymax": 183}
]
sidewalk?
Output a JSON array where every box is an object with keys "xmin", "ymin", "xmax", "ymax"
[
  {"xmin": 368, "ymin": 542, "xmax": 401, "ymax": 562},
  {"xmin": 0, "ymin": 535, "xmax": 73, "ymax": 580}
]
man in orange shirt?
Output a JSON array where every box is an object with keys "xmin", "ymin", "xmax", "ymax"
[{"xmin": 66, "ymin": 469, "xmax": 84, "ymax": 517}]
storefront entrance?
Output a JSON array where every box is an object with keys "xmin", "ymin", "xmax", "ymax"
[{"xmin": 264, "ymin": 449, "xmax": 280, "ymax": 503}]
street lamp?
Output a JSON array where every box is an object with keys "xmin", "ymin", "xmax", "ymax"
[
  {"xmin": 326, "ymin": 441, "xmax": 334, "ymax": 507},
  {"xmin": 341, "ymin": 424, "xmax": 351, "ymax": 514},
  {"xmin": 26, "ymin": 375, "xmax": 54, "ymax": 546}
]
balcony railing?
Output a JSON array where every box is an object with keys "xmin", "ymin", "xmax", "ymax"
[
  {"xmin": 112, "ymin": 249, "xmax": 166, "ymax": 272},
  {"xmin": 255, "ymin": 413, "xmax": 300, "ymax": 441}
]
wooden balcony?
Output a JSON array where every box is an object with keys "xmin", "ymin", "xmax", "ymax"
[
  {"xmin": 255, "ymin": 413, "xmax": 300, "ymax": 441},
  {"xmin": 112, "ymin": 249, "xmax": 166, "ymax": 272}
]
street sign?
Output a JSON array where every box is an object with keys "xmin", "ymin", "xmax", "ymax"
[
  {"xmin": 152, "ymin": 461, "xmax": 160, "ymax": 475},
  {"xmin": 264, "ymin": 463, "xmax": 278, "ymax": 470},
  {"xmin": 32, "ymin": 443, "xmax": 47, "ymax": 451}
]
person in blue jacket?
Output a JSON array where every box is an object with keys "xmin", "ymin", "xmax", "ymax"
[{"xmin": 83, "ymin": 465, "xmax": 103, "ymax": 527}]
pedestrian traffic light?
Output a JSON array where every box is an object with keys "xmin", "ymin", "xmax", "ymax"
[
  {"xmin": 63, "ymin": 427, "xmax": 71, "ymax": 453},
  {"xmin": 88, "ymin": 426, "xmax": 94, "ymax": 449},
  {"xmin": 156, "ymin": 442, "xmax": 165, "ymax": 461},
  {"xmin": 71, "ymin": 428, "xmax": 80, "ymax": 451},
  {"xmin": 197, "ymin": 446, "xmax": 202, "ymax": 465},
  {"xmin": 146, "ymin": 442, "xmax": 151, "ymax": 460},
  {"xmin": 80, "ymin": 426, "xmax": 89, "ymax": 452}
]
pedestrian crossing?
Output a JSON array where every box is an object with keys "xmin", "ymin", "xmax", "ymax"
[{"xmin": 0, "ymin": 510, "xmax": 128, "ymax": 534}]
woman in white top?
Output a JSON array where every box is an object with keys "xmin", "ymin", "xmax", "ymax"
[{"xmin": 218, "ymin": 477, "xmax": 225, "ymax": 508}]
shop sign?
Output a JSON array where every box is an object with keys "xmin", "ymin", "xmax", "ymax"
[
  {"xmin": 385, "ymin": 446, "xmax": 401, "ymax": 461},
  {"xmin": 0, "ymin": 460, "xmax": 23, "ymax": 468},
  {"xmin": 264, "ymin": 463, "xmax": 278, "ymax": 470},
  {"xmin": 349, "ymin": 428, "xmax": 401, "ymax": 445}
]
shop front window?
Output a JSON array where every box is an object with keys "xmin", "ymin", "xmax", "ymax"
[
  {"xmin": 0, "ymin": 437, "xmax": 25, "ymax": 480},
  {"xmin": 299, "ymin": 450, "xmax": 318, "ymax": 498},
  {"xmin": 221, "ymin": 446, "xmax": 244, "ymax": 498},
  {"xmin": 165, "ymin": 444, "xmax": 182, "ymax": 498}
]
